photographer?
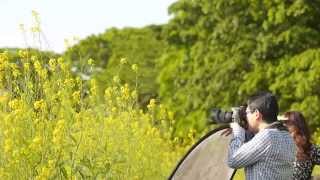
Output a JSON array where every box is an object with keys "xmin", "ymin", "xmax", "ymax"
[{"xmin": 228, "ymin": 92, "xmax": 296, "ymax": 179}]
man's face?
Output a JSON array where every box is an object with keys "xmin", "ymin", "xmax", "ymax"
[{"xmin": 246, "ymin": 107, "xmax": 259, "ymax": 133}]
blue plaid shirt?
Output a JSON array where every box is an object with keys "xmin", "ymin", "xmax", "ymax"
[{"xmin": 228, "ymin": 123, "xmax": 296, "ymax": 180}]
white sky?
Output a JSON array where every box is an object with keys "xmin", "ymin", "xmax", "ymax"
[{"xmin": 0, "ymin": 0, "xmax": 176, "ymax": 53}]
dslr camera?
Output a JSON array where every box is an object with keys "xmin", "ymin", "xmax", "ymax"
[{"xmin": 209, "ymin": 105, "xmax": 248, "ymax": 128}]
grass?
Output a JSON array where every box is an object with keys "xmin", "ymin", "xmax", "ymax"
[{"xmin": 232, "ymin": 165, "xmax": 320, "ymax": 180}]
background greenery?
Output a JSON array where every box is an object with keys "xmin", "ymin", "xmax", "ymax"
[
  {"xmin": 1, "ymin": 0, "xmax": 320, "ymax": 179},
  {"xmin": 63, "ymin": 0, "xmax": 320, "ymax": 136}
]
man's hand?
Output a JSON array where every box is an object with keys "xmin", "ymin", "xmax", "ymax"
[
  {"xmin": 231, "ymin": 107, "xmax": 241, "ymax": 124},
  {"xmin": 221, "ymin": 128, "xmax": 232, "ymax": 137},
  {"xmin": 230, "ymin": 122, "xmax": 241, "ymax": 130},
  {"xmin": 231, "ymin": 107, "xmax": 248, "ymax": 129},
  {"xmin": 221, "ymin": 123, "xmax": 242, "ymax": 136}
]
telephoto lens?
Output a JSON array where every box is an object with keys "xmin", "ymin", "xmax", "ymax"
[
  {"xmin": 209, "ymin": 108, "xmax": 233, "ymax": 124},
  {"xmin": 209, "ymin": 106, "xmax": 247, "ymax": 127}
]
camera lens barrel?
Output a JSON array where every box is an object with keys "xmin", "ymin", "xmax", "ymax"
[
  {"xmin": 210, "ymin": 109, "xmax": 233, "ymax": 124},
  {"xmin": 209, "ymin": 106, "xmax": 248, "ymax": 127}
]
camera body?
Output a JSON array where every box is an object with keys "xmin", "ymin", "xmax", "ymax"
[{"xmin": 209, "ymin": 105, "xmax": 248, "ymax": 128}]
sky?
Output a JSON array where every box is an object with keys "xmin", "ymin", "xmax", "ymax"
[{"xmin": 0, "ymin": 0, "xmax": 177, "ymax": 53}]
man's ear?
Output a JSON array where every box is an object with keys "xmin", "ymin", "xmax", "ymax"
[{"xmin": 255, "ymin": 110, "xmax": 262, "ymax": 121}]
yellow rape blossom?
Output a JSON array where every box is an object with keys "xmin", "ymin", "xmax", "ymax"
[
  {"xmin": 23, "ymin": 62, "xmax": 30, "ymax": 72},
  {"xmin": 113, "ymin": 76, "xmax": 120, "ymax": 83},
  {"xmin": 34, "ymin": 99, "xmax": 46, "ymax": 111},
  {"xmin": 105, "ymin": 87, "xmax": 113, "ymax": 98},
  {"xmin": 72, "ymin": 91, "xmax": 81, "ymax": 103},
  {"xmin": 4, "ymin": 139, "xmax": 13, "ymax": 153},
  {"xmin": 88, "ymin": 58, "xmax": 94, "ymax": 65},
  {"xmin": 29, "ymin": 136, "xmax": 42, "ymax": 150},
  {"xmin": 120, "ymin": 58, "xmax": 127, "ymax": 65},
  {"xmin": 147, "ymin": 99, "xmax": 156, "ymax": 110},
  {"xmin": 0, "ymin": 52, "xmax": 187, "ymax": 179},
  {"xmin": 131, "ymin": 90, "xmax": 137, "ymax": 99},
  {"xmin": 8, "ymin": 99, "xmax": 22, "ymax": 110},
  {"xmin": 49, "ymin": 58, "xmax": 57, "ymax": 71},
  {"xmin": 120, "ymin": 84, "xmax": 130, "ymax": 100},
  {"xmin": 131, "ymin": 64, "xmax": 138, "ymax": 72}
]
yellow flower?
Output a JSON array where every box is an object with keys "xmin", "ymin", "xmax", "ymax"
[
  {"xmin": 33, "ymin": 60, "xmax": 42, "ymax": 74},
  {"xmin": 10, "ymin": 63, "xmax": 21, "ymax": 78},
  {"xmin": 43, "ymin": 82, "xmax": 50, "ymax": 94},
  {"xmin": 159, "ymin": 104, "xmax": 167, "ymax": 119},
  {"xmin": 30, "ymin": 26, "xmax": 41, "ymax": 33},
  {"xmin": 29, "ymin": 136, "xmax": 42, "ymax": 150},
  {"xmin": 23, "ymin": 62, "xmax": 30, "ymax": 72},
  {"xmin": 105, "ymin": 88, "xmax": 113, "ymax": 98},
  {"xmin": 18, "ymin": 50, "xmax": 28, "ymax": 58},
  {"xmin": 36, "ymin": 166, "xmax": 50, "ymax": 180},
  {"xmin": 31, "ymin": 55, "xmax": 38, "ymax": 62},
  {"xmin": 31, "ymin": 10, "xmax": 39, "ymax": 18},
  {"xmin": 8, "ymin": 99, "xmax": 22, "ymax": 110},
  {"xmin": 72, "ymin": 91, "xmax": 81, "ymax": 102},
  {"xmin": 113, "ymin": 76, "xmax": 120, "ymax": 83},
  {"xmin": 76, "ymin": 77, "xmax": 82, "ymax": 87},
  {"xmin": 88, "ymin": 58, "xmax": 94, "ymax": 65},
  {"xmin": 39, "ymin": 69, "xmax": 48, "ymax": 79},
  {"xmin": 0, "ymin": 92, "xmax": 8, "ymax": 104},
  {"xmin": 4, "ymin": 139, "xmax": 13, "ymax": 153},
  {"xmin": 131, "ymin": 64, "xmax": 138, "ymax": 72},
  {"xmin": 121, "ymin": 84, "xmax": 130, "ymax": 99},
  {"xmin": 90, "ymin": 79, "xmax": 97, "ymax": 95},
  {"xmin": 57, "ymin": 57, "xmax": 64, "ymax": 65},
  {"xmin": 27, "ymin": 82, "xmax": 33, "ymax": 89},
  {"xmin": 131, "ymin": 90, "xmax": 137, "ymax": 99},
  {"xmin": 116, "ymin": 97, "xmax": 121, "ymax": 104},
  {"xmin": 48, "ymin": 160, "xmax": 55, "ymax": 168},
  {"xmin": 52, "ymin": 120, "xmax": 65, "ymax": 145},
  {"xmin": 56, "ymin": 119, "xmax": 65, "ymax": 128},
  {"xmin": 3, "ymin": 130, "xmax": 9, "ymax": 137},
  {"xmin": 64, "ymin": 78, "xmax": 75, "ymax": 88},
  {"xmin": 34, "ymin": 99, "xmax": 46, "ymax": 111},
  {"xmin": 168, "ymin": 111, "xmax": 174, "ymax": 121},
  {"xmin": 57, "ymin": 90, "xmax": 62, "ymax": 98},
  {"xmin": 49, "ymin": 58, "xmax": 57, "ymax": 71},
  {"xmin": 64, "ymin": 39, "xmax": 70, "ymax": 48},
  {"xmin": 31, "ymin": 10, "xmax": 41, "ymax": 33},
  {"xmin": 120, "ymin": 58, "xmax": 127, "ymax": 65},
  {"xmin": 147, "ymin": 99, "xmax": 156, "ymax": 110}
]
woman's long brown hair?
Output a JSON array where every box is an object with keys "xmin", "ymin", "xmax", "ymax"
[{"xmin": 284, "ymin": 111, "xmax": 312, "ymax": 161}]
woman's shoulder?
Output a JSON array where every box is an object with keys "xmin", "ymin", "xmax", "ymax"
[
  {"xmin": 311, "ymin": 144, "xmax": 320, "ymax": 152},
  {"xmin": 310, "ymin": 144, "xmax": 320, "ymax": 162}
]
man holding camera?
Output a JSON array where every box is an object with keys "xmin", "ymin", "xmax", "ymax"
[{"xmin": 227, "ymin": 92, "xmax": 296, "ymax": 179}]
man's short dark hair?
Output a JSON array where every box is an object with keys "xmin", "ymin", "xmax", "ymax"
[{"xmin": 247, "ymin": 91, "xmax": 278, "ymax": 123}]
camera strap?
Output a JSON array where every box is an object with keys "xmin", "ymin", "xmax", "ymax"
[{"xmin": 265, "ymin": 121, "xmax": 288, "ymax": 131}]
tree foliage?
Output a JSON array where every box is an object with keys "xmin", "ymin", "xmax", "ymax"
[
  {"xmin": 63, "ymin": 35, "xmax": 110, "ymax": 68},
  {"xmin": 62, "ymin": 25, "xmax": 167, "ymax": 106},
  {"xmin": 158, "ymin": 0, "xmax": 320, "ymax": 134},
  {"xmin": 59, "ymin": 0, "xmax": 320, "ymax": 135},
  {"xmin": 96, "ymin": 26, "xmax": 167, "ymax": 105}
]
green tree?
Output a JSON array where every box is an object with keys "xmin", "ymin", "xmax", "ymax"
[
  {"xmin": 159, "ymin": 0, "xmax": 320, "ymax": 134},
  {"xmin": 63, "ymin": 34, "xmax": 110, "ymax": 68},
  {"xmin": 269, "ymin": 49, "xmax": 320, "ymax": 130},
  {"xmin": 97, "ymin": 25, "xmax": 167, "ymax": 105}
]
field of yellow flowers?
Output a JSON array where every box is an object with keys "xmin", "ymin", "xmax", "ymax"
[{"xmin": 0, "ymin": 50, "xmax": 194, "ymax": 179}]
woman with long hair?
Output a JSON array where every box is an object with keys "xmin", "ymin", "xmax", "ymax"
[{"xmin": 283, "ymin": 111, "xmax": 320, "ymax": 180}]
